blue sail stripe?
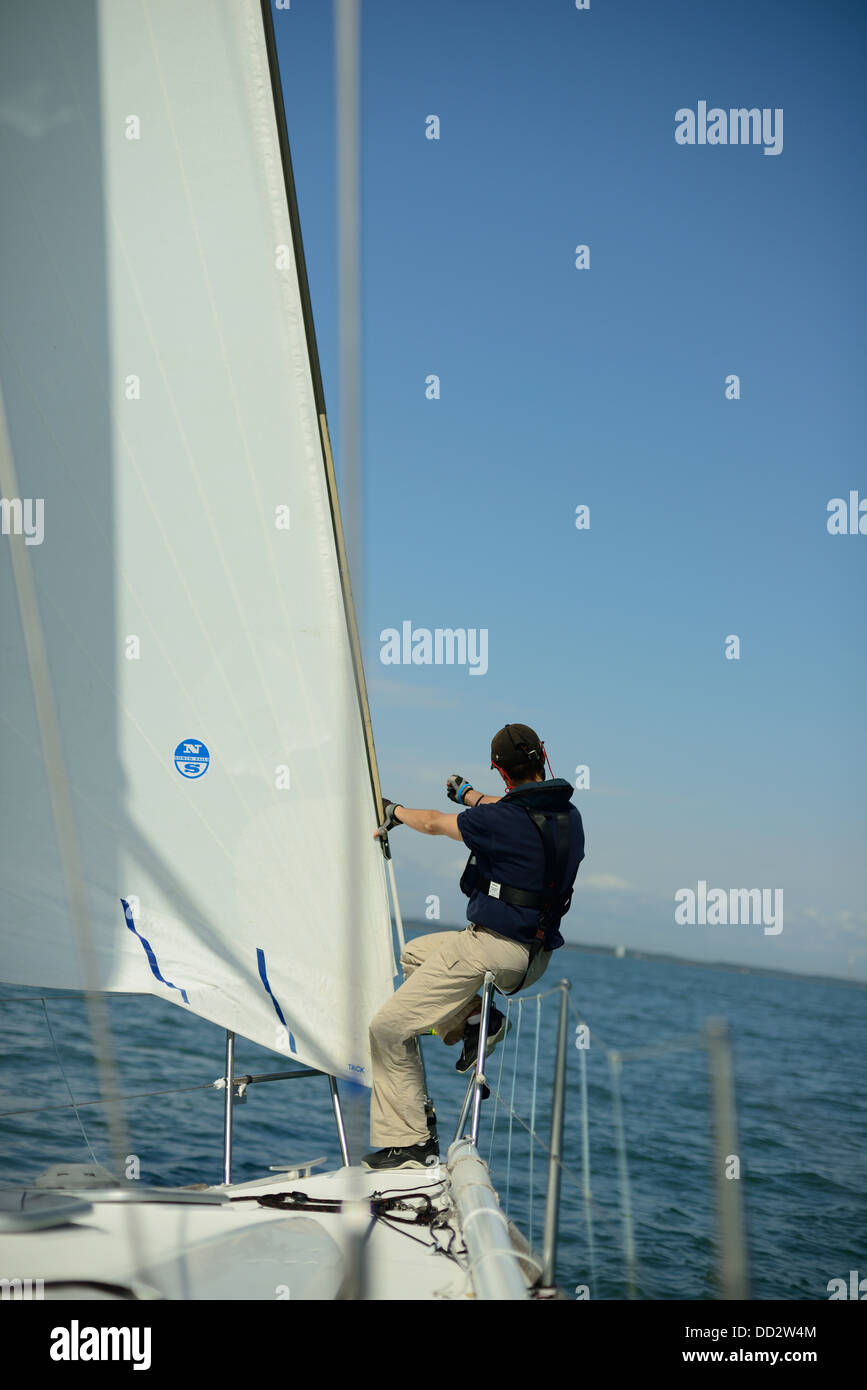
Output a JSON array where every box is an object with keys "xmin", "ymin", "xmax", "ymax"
[
  {"xmin": 121, "ymin": 899, "xmax": 189, "ymax": 1005},
  {"xmin": 256, "ymin": 948, "xmax": 297, "ymax": 1053}
]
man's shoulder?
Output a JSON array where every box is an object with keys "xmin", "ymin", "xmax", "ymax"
[
  {"xmin": 460, "ymin": 798, "xmax": 521, "ymax": 821},
  {"xmin": 457, "ymin": 798, "xmax": 512, "ymax": 846}
]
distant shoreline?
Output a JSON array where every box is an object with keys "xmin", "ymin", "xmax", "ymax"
[{"xmin": 403, "ymin": 921, "xmax": 867, "ymax": 991}]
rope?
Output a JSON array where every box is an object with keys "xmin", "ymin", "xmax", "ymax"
[{"xmin": 233, "ymin": 1187, "xmax": 464, "ymax": 1266}]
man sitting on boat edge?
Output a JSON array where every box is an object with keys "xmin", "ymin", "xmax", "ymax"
[{"xmin": 363, "ymin": 723, "xmax": 585, "ymax": 1171}]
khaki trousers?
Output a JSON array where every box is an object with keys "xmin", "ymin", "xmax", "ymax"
[{"xmin": 368, "ymin": 924, "xmax": 551, "ymax": 1148}]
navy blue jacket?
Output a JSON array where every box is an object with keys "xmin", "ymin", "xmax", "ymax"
[{"xmin": 456, "ymin": 778, "xmax": 584, "ymax": 949}]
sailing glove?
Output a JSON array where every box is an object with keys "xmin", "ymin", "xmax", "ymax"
[
  {"xmin": 447, "ymin": 774, "xmax": 474, "ymax": 805},
  {"xmin": 379, "ymin": 800, "xmax": 403, "ymax": 831}
]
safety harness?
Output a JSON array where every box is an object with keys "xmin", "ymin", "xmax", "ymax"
[{"xmin": 460, "ymin": 804, "xmax": 577, "ymax": 991}]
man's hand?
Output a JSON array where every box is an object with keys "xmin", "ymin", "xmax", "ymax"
[
  {"xmin": 374, "ymin": 799, "xmax": 402, "ymax": 839},
  {"xmin": 446, "ymin": 773, "xmax": 473, "ymax": 805}
]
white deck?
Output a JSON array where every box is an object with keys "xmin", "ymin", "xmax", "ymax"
[{"xmin": 0, "ymin": 1165, "xmax": 477, "ymax": 1301}]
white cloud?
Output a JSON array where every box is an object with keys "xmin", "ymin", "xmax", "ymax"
[
  {"xmin": 367, "ymin": 675, "xmax": 462, "ymax": 711},
  {"xmin": 581, "ymin": 874, "xmax": 635, "ymax": 892},
  {"xmin": 838, "ymin": 911, "xmax": 867, "ymax": 939}
]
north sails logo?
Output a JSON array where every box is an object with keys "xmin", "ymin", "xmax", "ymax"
[
  {"xmin": 675, "ymin": 102, "xmax": 783, "ymax": 156},
  {"xmin": 173, "ymin": 739, "xmax": 210, "ymax": 779},
  {"xmin": 50, "ymin": 1320, "xmax": 151, "ymax": 1370}
]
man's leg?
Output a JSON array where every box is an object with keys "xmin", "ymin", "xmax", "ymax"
[
  {"xmin": 436, "ymin": 935, "xmax": 553, "ymax": 1043},
  {"xmin": 399, "ymin": 930, "xmax": 456, "ymax": 981},
  {"xmin": 369, "ymin": 934, "xmax": 486, "ymax": 1147},
  {"xmin": 437, "ymin": 928, "xmax": 542, "ymax": 1044},
  {"xmin": 449, "ymin": 930, "xmax": 544, "ymax": 1076},
  {"xmin": 438, "ymin": 991, "xmax": 487, "ymax": 1046},
  {"xmin": 364, "ymin": 930, "xmax": 475, "ymax": 1155},
  {"xmin": 400, "ymin": 929, "xmax": 492, "ymax": 1046},
  {"xmin": 368, "ymin": 928, "xmax": 529, "ymax": 1148}
]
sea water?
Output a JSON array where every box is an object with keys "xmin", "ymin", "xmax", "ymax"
[{"xmin": 1, "ymin": 940, "xmax": 864, "ymax": 1300}]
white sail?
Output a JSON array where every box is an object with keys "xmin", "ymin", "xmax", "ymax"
[{"xmin": 0, "ymin": 0, "xmax": 396, "ymax": 1080}]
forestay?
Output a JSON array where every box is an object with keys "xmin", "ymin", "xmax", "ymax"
[{"xmin": 0, "ymin": 0, "xmax": 395, "ymax": 1080}]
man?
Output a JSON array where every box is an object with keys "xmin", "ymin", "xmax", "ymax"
[{"xmin": 363, "ymin": 723, "xmax": 585, "ymax": 1171}]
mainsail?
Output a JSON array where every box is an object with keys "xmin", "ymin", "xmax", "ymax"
[{"xmin": 0, "ymin": 0, "xmax": 396, "ymax": 1080}]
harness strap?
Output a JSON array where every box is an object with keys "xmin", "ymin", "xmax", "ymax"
[
  {"xmin": 471, "ymin": 877, "xmax": 546, "ymax": 909},
  {"xmin": 499, "ymin": 937, "xmax": 543, "ymax": 998},
  {"xmin": 525, "ymin": 809, "xmax": 571, "ymax": 940}
]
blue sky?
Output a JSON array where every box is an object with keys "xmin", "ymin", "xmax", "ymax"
[{"xmin": 273, "ymin": 0, "xmax": 867, "ymax": 981}]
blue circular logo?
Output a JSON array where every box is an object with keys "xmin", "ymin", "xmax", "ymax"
[{"xmin": 174, "ymin": 739, "xmax": 210, "ymax": 779}]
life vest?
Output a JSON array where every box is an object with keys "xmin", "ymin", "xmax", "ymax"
[{"xmin": 459, "ymin": 801, "xmax": 578, "ymax": 954}]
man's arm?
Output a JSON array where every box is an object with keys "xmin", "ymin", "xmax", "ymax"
[{"xmin": 374, "ymin": 805, "xmax": 463, "ymax": 842}]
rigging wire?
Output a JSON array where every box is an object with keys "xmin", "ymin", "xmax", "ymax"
[
  {"xmin": 484, "ymin": 1070, "xmax": 630, "ymax": 1251},
  {"xmin": 478, "ymin": 982, "xmax": 717, "ymax": 1296},
  {"xmin": 0, "ymin": 992, "xmax": 142, "ymax": 1003},
  {"xmin": 527, "ymin": 994, "xmax": 542, "ymax": 1250},
  {"xmin": 39, "ymin": 999, "xmax": 100, "ymax": 1167},
  {"xmin": 0, "ymin": 1081, "xmax": 216, "ymax": 1121},
  {"xmin": 504, "ymin": 997, "xmax": 523, "ymax": 1214},
  {"xmin": 577, "ymin": 1041, "xmax": 598, "ymax": 1292},
  {"xmin": 608, "ymin": 1050, "xmax": 638, "ymax": 1298}
]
